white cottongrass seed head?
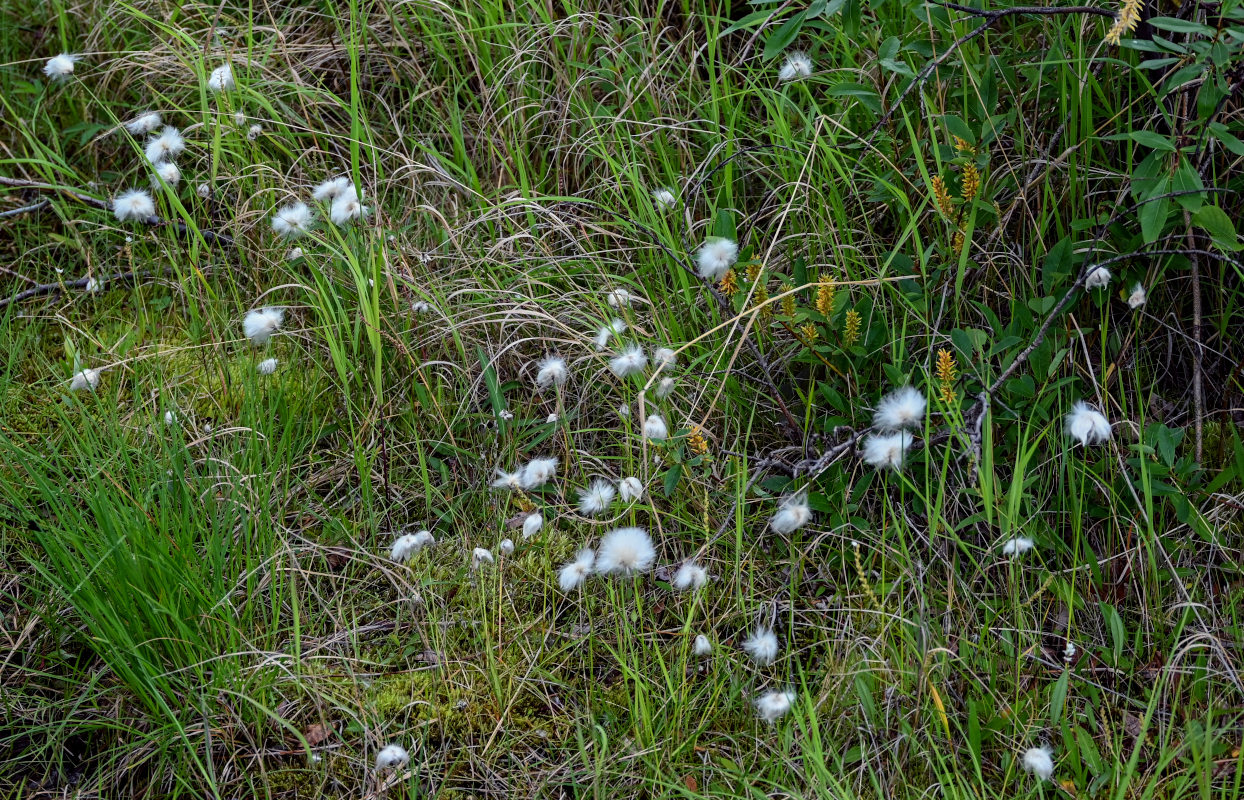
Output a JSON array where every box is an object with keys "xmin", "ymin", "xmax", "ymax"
[
  {"xmin": 696, "ymin": 237, "xmax": 739, "ymax": 281},
  {"xmin": 375, "ymin": 744, "xmax": 409, "ymax": 771},
  {"xmin": 519, "ymin": 457, "xmax": 558, "ymax": 489},
  {"xmin": 743, "ymin": 627, "xmax": 780, "ymax": 665},
  {"xmin": 499, "ymin": 538, "xmax": 515, "ymax": 556},
  {"xmin": 329, "ymin": 188, "xmax": 369, "ymax": 226},
  {"xmin": 1085, "ymin": 265, "xmax": 1111, "ymax": 290},
  {"xmin": 558, "ymin": 548, "xmax": 595, "ymax": 591},
  {"xmin": 862, "ymin": 430, "xmax": 914, "ymax": 470},
  {"xmin": 256, "ymin": 358, "xmax": 279, "ymax": 375},
  {"xmin": 778, "ymin": 51, "xmax": 813, "ymax": 82},
  {"xmin": 652, "ymin": 347, "xmax": 677, "ymax": 370},
  {"xmin": 272, "ymin": 202, "xmax": 313, "ymax": 239},
  {"xmin": 672, "ymin": 561, "xmax": 708, "ymax": 591},
  {"xmin": 246, "ymin": 123, "xmax": 263, "ymax": 141},
  {"xmin": 490, "ymin": 469, "xmax": 522, "ymax": 490},
  {"xmin": 1002, "ymin": 537, "xmax": 1035, "ymax": 557},
  {"xmin": 643, "ymin": 414, "xmax": 669, "ymax": 441},
  {"xmin": 1022, "ymin": 746, "xmax": 1055, "ymax": 780},
  {"xmin": 1127, "ymin": 283, "xmax": 1146, "ymax": 309},
  {"xmin": 471, "ymin": 547, "xmax": 495, "ymax": 568},
  {"xmin": 535, "ymin": 355, "xmax": 569, "ymax": 388},
  {"xmin": 69, "ymin": 368, "xmax": 100, "ymax": 392},
  {"xmin": 595, "ymin": 527, "xmax": 656, "ymax": 576},
  {"xmin": 655, "ymin": 377, "xmax": 675, "ymax": 399},
  {"xmin": 113, "ymin": 189, "xmax": 156, "ymax": 222},
  {"xmin": 43, "ymin": 53, "xmax": 79, "ymax": 80},
  {"xmin": 873, "ymin": 386, "xmax": 926, "ymax": 432},
  {"xmin": 126, "ymin": 111, "xmax": 162, "ymax": 135},
  {"xmin": 153, "ymin": 160, "xmax": 181, "ymax": 187},
  {"xmin": 770, "ymin": 494, "xmax": 812, "ymax": 534},
  {"xmin": 243, "ymin": 307, "xmax": 284, "ymax": 346},
  {"xmin": 145, "ymin": 126, "xmax": 185, "ymax": 163},
  {"xmin": 1065, "ymin": 400, "xmax": 1111, "ymax": 446},
  {"xmin": 196, "ymin": 183, "xmax": 211, "ymax": 199},
  {"xmin": 390, "ymin": 531, "xmax": 434, "ymax": 563},
  {"xmin": 522, "ymin": 513, "xmax": 543, "ymax": 539},
  {"xmin": 592, "ymin": 318, "xmax": 627, "ymax": 351},
  {"xmin": 618, "ymin": 476, "xmax": 644, "ymax": 502},
  {"xmin": 693, "ymin": 634, "xmax": 713, "ymax": 656},
  {"xmin": 208, "ymin": 64, "xmax": 235, "ymax": 92},
  {"xmin": 312, "ymin": 176, "xmax": 352, "ymax": 202},
  {"xmin": 609, "ymin": 345, "xmax": 647, "ymax": 378},
  {"xmin": 84, "ymin": 277, "xmax": 101, "ymax": 294},
  {"xmin": 164, "ymin": 410, "xmax": 177, "ymax": 425},
  {"xmin": 755, "ymin": 690, "xmax": 797, "ymax": 723},
  {"xmin": 578, "ymin": 480, "xmax": 616, "ymax": 516},
  {"xmin": 606, "ymin": 288, "xmax": 633, "ymax": 308},
  {"xmin": 652, "ymin": 187, "xmax": 677, "ymax": 209}
]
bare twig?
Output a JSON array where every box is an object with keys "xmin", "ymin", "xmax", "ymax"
[
  {"xmin": 0, "ymin": 269, "xmax": 166, "ymax": 310},
  {"xmin": 0, "ymin": 199, "xmax": 50, "ymax": 219}
]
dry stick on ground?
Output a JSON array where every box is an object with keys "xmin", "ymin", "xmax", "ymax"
[
  {"xmin": 1184, "ymin": 209, "xmax": 1205, "ymax": 461},
  {"xmin": 0, "ymin": 269, "xmax": 167, "ymax": 310}
]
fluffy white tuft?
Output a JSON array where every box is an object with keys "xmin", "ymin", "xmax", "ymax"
[
  {"xmin": 411, "ymin": 301, "xmax": 431, "ymax": 314},
  {"xmin": 643, "ymin": 414, "xmax": 669, "ymax": 441},
  {"xmin": 243, "ymin": 307, "xmax": 284, "ymax": 346},
  {"xmin": 693, "ymin": 634, "xmax": 713, "ymax": 656},
  {"xmin": 558, "ymin": 548, "xmax": 595, "ymax": 591},
  {"xmin": 126, "ymin": 111, "xmax": 162, "ymax": 135},
  {"xmin": 755, "ymin": 690, "xmax": 797, "ymax": 723},
  {"xmin": 288, "ymin": 247, "xmax": 305, "ymax": 263},
  {"xmin": 84, "ymin": 277, "xmax": 101, "ymax": 294},
  {"xmin": 742, "ymin": 627, "xmax": 779, "ymax": 665},
  {"xmin": 1022, "ymin": 746, "xmax": 1055, "ymax": 780},
  {"xmin": 652, "ymin": 187, "xmax": 677, "ymax": 209},
  {"xmin": 375, "ymin": 744, "xmax": 409, "ymax": 771},
  {"xmin": 1085, "ymin": 265, "xmax": 1111, "ymax": 290},
  {"xmin": 329, "ymin": 188, "xmax": 369, "ymax": 226},
  {"xmin": 471, "ymin": 547, "xmax": 495, "ymax": 568},
  {"xmin": 499, "ymin": 538, "xmax": 515, "ymax": 556},
  {"xmin": 770, "ymin": 495, "xmax": 812, "ymax": 534},
  {"xmin": 69, "ymin": 368, "xmax": 100, "ymax": 392},
  {"xmin": 144, "ymin": 126, "xmax": 185, "ymax": 163},
  {"xmin": 207, "ymin": 64, "xmax": 235, "ymax": 92},
  {"xmin": 390, "ymin": 530, "xmax": 434, "ymax": 563},
  {"xmin": 672, "ymin": 561, "xmax": 708, "ymax": 591},
  {"xmin": 578, "ymin": 480, "xmax": 616, "ymax": 516},
  {"xmin": 271, "ymin": 202, "xmax": 313, "ymax": 239},
  {"xmin": 873, "ymin": 386, "xmax": 926, "ymax": 432},
  {"xmin": 862, "ymin": 430, "xmax": 914, "ymax": 470},
  {"xmin": 522, "ymin": 513, "xmax": 543, "ymax": 539},
  {"xmin": 536, "ymin": 356, "xmax": 569, "ymax": 388},
  {"xmin": 1127, "ymin": 283, "xmax": 1146, "ymax": 309},
  {"xmin": 164, "ymin": 410, "xmax": 177, "ymax": 425},
  {"xmin": 153, "ymin": 161, "xmax": 181, "ymax": 188},
  {"xmin": 655, "ymin": 377, "xmax": 675, "ymax": 399},
  {"xmin": 1001, "ymin": 536, "xmax": 1035, "ymax": 557},
  {"xmin": 519, "ymin": 457, "xmax": 558, "ymax": 489},
  {"xmin": 313, "ymin": 177, "xmax": 352, "ymax": 202},
  {"xmin": 696, "ymin": 238, "xmax": 739, "ymax": 280},
  {"xmin": 652, "ymin": 347, "xmax": 677, "ymax": 370},
  {"xmin": 43, "ymin": 53, "xmax": 79, "ymax": 80},
  {"xmin": 606, "ymin": 288, "xmax": 633, "ymax": 308},
  {"xmin": 196, "ymin": 183, "xmax": 211, "ymax": 198},
  {"xmin": 546, "ymin": 412, "xmax": 558, "ymax": 424},
  {"xmin": 618, "ymin": 476, "xmax": 644, "ymax": 502},
  {"xmin": 778, "ymin": 51, "xmax": 813, "ymax": 82},
  {"xmin": 112, "ymin": 189, "xmax": 156, "ymax": 222},
  {"xmin": 593, "ymin": 318, "xmax": 627, "ymax": 351},
  {"xmin": 1065, "ymin": 400, "xmax": 1111, "ymax": 446},
  {"xmin": 595, "ymin": 527, "xmax": 656, "ymax": 576},
  {"xmin": 609, "ymin": 345, "xmax": 647, "ymax": 378},
  {"xmin": 246, "ymin": 123, "xmax": 263, "ymax": 141},
  {"xmin": 256, "ymin": 358, "xmax": 279, "ymax": 375},
  {"xmin": 490, "ymin": 469, "xmax": 522, "ymax": 490}
]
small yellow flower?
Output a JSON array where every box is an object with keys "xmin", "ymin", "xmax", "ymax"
[
  {"xmin": 687, "ymin": 426, "xmax": 709, "ymax": 456},
  {"xmin": 780, "ymin": 286, "xmax": 796, "ymax": 318},
  {"xmin": 932, "ymin": 176, "xmax": 954, "ymax": 217},
  {"xmin": 952, "ymin": 230, "xmax": 965, "ymax": 255},
  {"xmin": 815, "ymin": 281, "xmax": 836, "ymax": 316},
  {"xmin": 1106, "ymin": 0, "xmax": 1143, "ymax": 44},
  {"xmin": 961, "ymin": 163, "xmax": 980, "ymax": 204},
  {"xmin": 753, "ymin": 284, "xmax": 771, "ymax": 321},
  {"xmin": 954, "ymin": 136, "xmax": 976, "ymax": 155},
  {"xmin": 843, "ymin": 309, "xmax": 862, "ymax": 346},
  {"xmin": 799, "ymin": 323, "xmax": 819, "ymax": 343},
  {"xmin": 935, "ymin": 348, "xmax": 958, "ymax": 404},
  {"xmin": 746, "ymin": 260, "xmax": 764, "ymax": 283},
  {"xmin": 719, "ymin": 269, "xmax": 739, "ymax": 297}
]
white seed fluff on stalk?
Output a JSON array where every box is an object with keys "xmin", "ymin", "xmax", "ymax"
[
  {"xmin": 375, "ymin": 744, "xmax": 409, "ymax": 771},
  {"xmin": 84, "ymin": 277, "xmax": 100, "ymax": 294},
  {"xmin": 1022, "ymin": 746, "xmax": 1055, "ymax": 780},
  {"xmin": 558, "ymin": 548, "xmax": 595, "ymax": 591},
  {"xmin": 243, "ymin": 307, "xmax": 284, "ymax": 346},
  {"xmin": 207, "ymin": 64, "xmax": 235, "ymax": 92},
  {"xmin": 113, "ymin": 189, "xmax": 156, "ymax": 222},
  {"xmin": 535, "ymin": 355, "xmax": 569, "ymax": 388},
  {"xmin": 546, "ymin": 413, "xmax": 558, "ymax": 424},
  {"xmin": 411, "ymin": 301, "xmax": 431, "ymax": 314},
  {"xmin": 618, "ymin": 476, "xmax": 644, "ymax": 502},
  {"xmin": 519, "ymin": 457, "xmax": 558, "ymax": 489},
  {"xmin": 69, "ymin": 368, "xmax": 100, "ymax": 392},
  {"xmin": 1063, "ymin": 641, "xmax": 1077, "ymax": 662},
  {"xmin": 578, "ymin": 480, "xmax": 616, "ymax": 516},
  {"xmin": 246, "ymin": 123, "xmax": 263, "ymax": 141},
  {"xmin": 490, "ymin": 469, "xmax": 522, "ymax": 490},
  {"xmin": 778, "ymin": 51, "xmax": 813, "ymax": 82},
  {"xmin": 522, "ymin": 513, "xmax": 543, "ymax": 539},
  {"xmin": 153, "ymin": 161, "xmax": 181, "ymax": 187},
  {"xmin": 1084, "ymin": 265, "xmax": 1111, "ymax": 290},
  {"xmin": 287, "ymin": 247, "xmax": 303, "ymax": 262},
  {"xmin": 693, "ymin": 635, "xmax": 713, "ymax": 656},
  {"xmin": 873, "ymin": 386, "xmax": 926, "ymax": 431},
  {"xmin": 472, "ymin": 547, "xmax": 495, "ymax": 568},
  {"xmin": 312, "ymin": 176, "xmax": 352, "ymax": 202},
  {"xmin": 609, "ymin": 345, "xmax": 647, "ymax": 378},
  {"xmin": 696, "ymin": 238, "xmax": 739, "ymax": 280},
  {"xmin": 43, "ymin": 53, "xmax": 79, "ymax": 80},
  {"xmin": 770, "ymin": 495, "xmax": 812, "ymax": 534},
  {"xmin": 653, "ymin": 347, "xmax": 677, "ymax": 370},
  {"xmin": 233, "ymin": 111, "xmax": 246, "ymax": 126},
  {"xmin": 1001, "ymin": 536, "xmax": 1035, "ymax": 557},
  {"xmin": 499, "ymin": 538, "xmax": 515, "ymax": 556},
  {"xmin": 196, "ymin": 183, "xmax": 211, "ymax": 199},
  {"xmin": 755, "ymin": 690, "xmax": 797, "ymax": 723},
  {"xmin": 742, "ymin": 627, "xmax": 780, "ymax": 665},
  {"xmin": 144, "ymin": 126, "xmax": 185, "ymax": 163},
  {"xmin": 652, "ymin": 187, "xmax": 677, "ymax": 209},
  {"xmin": 593, "ymin": 318, "xmax": 627, "ymax": 351},
  {"xmin": 643, "ymin": 414, "xmax": 669, "ymax": 441},
  {"xmin": 1127, "ymin": 283, "xmax": 1146, "ymax": 309},
  {"xmin": 126, "ymin": 111, "xmax": 162, "ymax": 135},
  {"xmin": 390, "ymin": 531, "xmax": 434, "ymax": 563},
  {"xmin": 257, "ymin": 358, "xmax": 279, "ymax": 375},
  {"xmin": 862, "ymin": 430, "xmax": 914, "ymax": 470},
  {"xmin": 655, "ymin": 377, "xmax": 675, "ymax": 399},
  {"xmin": 329, "ymin": 191, "xmax": 369, "ymax": 226},
  {"xmin": 606, "ymin": 288, "xmax": 633, "ymax": 308},
  {"xmin": 595, "ymin": 527, "xmax": 656, "ymax": 576},
  {"xmin": 672, "ymin": 561, "xmax": 708, "ymax": 591},
  {"xmin": 1065, "ymin": 400, "xmax": 1111, "ymax": 446},
  {"xmin": 164, "ymin": 410, "xmax": 177, "ymax": 425},
  {"xmin": 269, "ymin": 203, "xmax": 312, "ymax": 239}
]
